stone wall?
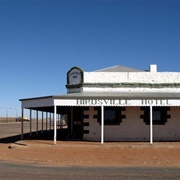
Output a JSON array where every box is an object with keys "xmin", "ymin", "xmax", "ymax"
[{"xmin": 83, "ymin": 107, "xmax": 180, "ymax": 142}]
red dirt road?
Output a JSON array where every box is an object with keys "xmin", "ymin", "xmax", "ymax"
[{"xmin": 1, "ymin": 140, "xmax": 180, "ymax": 167}]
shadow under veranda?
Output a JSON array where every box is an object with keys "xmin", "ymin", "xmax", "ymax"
[{"xmin": 0, "ymin": 129, "xmax": 68, "ymax": 144}]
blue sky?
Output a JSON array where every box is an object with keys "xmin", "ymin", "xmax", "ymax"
[{"xmin": 0, "ymin": 0, "xmax": 180, "ymax": 117}]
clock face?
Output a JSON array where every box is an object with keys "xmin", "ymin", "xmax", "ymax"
[{"xmin": 68, "ymin": 68, "xmax": 82, "ymax": 85}]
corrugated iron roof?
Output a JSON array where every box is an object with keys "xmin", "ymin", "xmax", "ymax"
[
  {"xmin": 20, "ymin": 92, "xmax": 180, "ymax": 101},
  {"xmin": 94, "ymin": 65, "xmax": 145, "ymax": 72}
]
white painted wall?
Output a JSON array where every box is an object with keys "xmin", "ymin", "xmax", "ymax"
[
  {"xmin": 67, "ymin": 70, "xmax": 180, "ymax": 94},
  {"xmin": 153, "ymin": 107, "xmax": 180, "ymax": 141},
  {"xmin": 84, "ymin": 72, "xmax": 180, "ymax": 83},
  {"xmin": 78, "ymin": 71, "xmax": 180, "ymax": 93},
  {"xmin": 82, "ymin": 87, "xmax": 180, "ymax": 93},
  {"xmin": 83, "ymin": 107, "xmax": 101, "ymax": 141},
  {"xmin": 83, "ymin": 106, "xmax": 180, "ymax": 142}
]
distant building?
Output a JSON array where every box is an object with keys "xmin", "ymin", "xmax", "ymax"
[{"xmin": 20, "ymin": 64, "xmax": 180, "ymax": 144}]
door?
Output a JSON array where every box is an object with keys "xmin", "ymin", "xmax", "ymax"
[{"xmin": 72, "ymin": 107, "xmax": 83, "ymax": 139}]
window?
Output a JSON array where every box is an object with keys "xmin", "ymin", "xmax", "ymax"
[
  {"xmin": 140, "ymin": 107, "xmax": 170, "ymax": 125},
  {"xmin": 104, "ymin": 107, "xmax": 118, "ymax": 125},
  {"xmin": 153, "ymin": 110, "xmax": 161, "ymax": 121},
  {"xmin": 95, "ymin": 107, "xmax": 126, "ymax": 125}
]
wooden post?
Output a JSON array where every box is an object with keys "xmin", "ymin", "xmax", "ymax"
[
  {"xmin": 42, "ymin": 112, "xmax": 44, "ymax": 133},
  {"xmin": 36, "ymin": 111, "xmax": 38, "ymax": 135},
  {"xmin": 30, "ymin": 109, "xmax": 32, "ymax": 137}
]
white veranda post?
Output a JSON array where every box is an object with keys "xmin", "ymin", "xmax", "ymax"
[
  {"xmin": 54, "ymin": 105, "xmax": 57, "ymax": 145},
  {"xmin": 101, "ymin": 105, "xmax": 104, "ymax": 144},
  {"xmin": 150, "ymin": 105, "xmax": 153, "ymax": 144},
  {"xmin": 21, "ymin": 108, "xmax": 24, "ymax": 139}
]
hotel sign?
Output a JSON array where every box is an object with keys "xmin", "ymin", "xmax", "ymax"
[
  {"xmin": 55, "ymin": 98, "xmax": 180, "ymax": 106},
  {"xmin": 76, "ymin": 99, "xmax": 172, "ymax": 106},
  {"xmin": 69, "ymin": 69, "xmax": 81, "ymax": 85},
  {"xmin": 67, "ymin": 66, "xmax": 83, "ymax": 86}
]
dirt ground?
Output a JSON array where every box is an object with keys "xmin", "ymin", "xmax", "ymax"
[{"xmin": 1, "ymin": 140, "xmax": 180, "ymax": 167}]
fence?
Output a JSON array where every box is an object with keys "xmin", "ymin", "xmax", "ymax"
[{"xmin": 0, "ymin": 117, "xmax": 17, "ymax": 123}]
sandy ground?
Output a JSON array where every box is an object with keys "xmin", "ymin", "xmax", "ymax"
[{"xmin": 1, "ymin": 140, "xmax": 180, "ymax": 167}]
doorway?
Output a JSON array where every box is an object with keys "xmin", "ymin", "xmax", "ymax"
[{"xmin": 72, "ymin": 107, "xmax": 83, "ymax": 139}]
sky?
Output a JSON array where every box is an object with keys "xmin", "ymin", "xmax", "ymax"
[{"xmin": 0, "ymin": 0, "xmax": 180, "ymax": 117}]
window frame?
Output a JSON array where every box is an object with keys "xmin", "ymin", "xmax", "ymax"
[
  {"xmin": 95, "ymin": 106, "xmax": 125, "ymax": 125},
  {"xmin": 141, "ymin": 106, "xmax": 170, "ymax": 125}
]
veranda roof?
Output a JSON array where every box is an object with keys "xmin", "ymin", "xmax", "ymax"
[{"xmin": 20, "ymin": 92, "xmax": 180, "ymax": 111}]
